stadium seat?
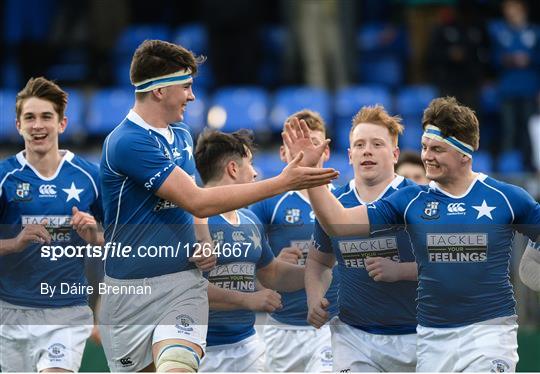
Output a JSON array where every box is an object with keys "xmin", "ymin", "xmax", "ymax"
[
  {"xmin": 86, "ymin": 88, "xmax": 133, "ymax": 136},
  {"xmin": 1, "ymin": 59, "xmax": 22, "ymax": 90},
  {"xmin": 473, "ymin": 151, "xmax": 494, "ymax": 173},
  {"xmin": 334, "ymin": 85, "xmax": 393, "ymax": 150},
  {"xmin": 0, "ymin": 89, "xmax": 18, "ymax": 142},
  {"xmin": 399, "ymin": 123, "xmax": 423, "ymax": 151},
  {"xmin": 335, "ymin": 85, "xmax": 392, "ymax": 120},
  {"xmin": 258, "ymin": 25, "xmax": 286, "ymax": 87},
  {"xmin": 62, "ymin": 89, "xmax": 86, "ymax": 142},
  {"xmin": 480, "ymin": 84, "xmax": 500, "ymax": 115},
  {"xmin": 497, "ymin": 150, "xmax": 524, "ymax": 174},
  {"xmin": 207, "ymin": 86, "xmax": 269, "ymax": 132},
  {"xmin": 359, "ymin": 56, "xmax": 403, "ymax": 88},
  {"xmin": 253, "ymin": 152, "xmax": 284, "ymax": 179},
  {"xmin": 395, "ymin": 85, "xmax": 438, "ymax": 138},
  {"xmin": 115, "ymin": 24, "xmax": 170, "ymax": 58},
  {"xmin": 270, "ymin": 86, "xmax": 331, "ymax": 132},
  {"xmin": 172, "ymin": 23, "xmax": 208, "ymax": 56}
]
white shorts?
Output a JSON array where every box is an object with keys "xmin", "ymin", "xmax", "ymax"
[
  {"xmin": 99, "ymin": 269, "xmax": 209, "ymax": 372},
  {"xmin": 263, "ymin": 317, "xmax": 333, "ymax": 372},
  {"xmin": 416, "ymin": 315, "xmax": 518, "ymax": 372},
  {"xmin": 200, "ymin": 333, "xmax": 265, "ymax": 372},
  {"xmin": 0, "ymin": 301, "xmax": 93, "ymax": 372},
  {"xmin": 330, "ymin": 318, "xmax": 417, "ymax": 372}
]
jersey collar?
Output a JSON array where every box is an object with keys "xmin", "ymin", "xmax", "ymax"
[
  {"xmin": 127, "ymin": 109, "xmax": 174, "ymax": 144},
  {"xmin": 350, "ymin": 175, "xmax": 405, "ymax": 204},
  {"xmin": 428, "ymin": 173, "xmax": 486, "ymax": 199},
  {"xmin": 16, "ymin": 150, "xmax": 74, "ymax": 181}
]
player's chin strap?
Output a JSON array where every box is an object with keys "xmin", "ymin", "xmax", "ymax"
[
  {"xmin": 133, "ymin": 69, "xmax": 192, "ymax": 93},
  {"xmin": 423, "ymin": 125, "xmax": 474, "ymax": 159},
  {"xmin": 156, "ymin": 344, "xmax": 201, "ymax": 372},
  {"xmin": 519, "ymin": 240, "xmax": 540, "ymax": 291}
]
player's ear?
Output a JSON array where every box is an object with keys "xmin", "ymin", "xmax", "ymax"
[
  {"xmin": 393, "ymin": 146, "xmax": 400, "ymax": 164},
  {"xmin": 225, "ymin": 160, "xmax": 238, "ymax": 179},
  {"xmin": 348, "ymin": 148, "xmax": 353, "ymax": 165},
  {"xmin": 58, "ymin": 116, "xmax": 68, "ymax": 134}
]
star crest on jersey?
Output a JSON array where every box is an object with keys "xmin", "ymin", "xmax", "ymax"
[
  {"xmin": 472, "ymin": 200, "xmax": 496, "ymax": 220},
  {"xmin": 183, "ymin": 144, "xmax": 193, "ymax": 160},
  {"xmin": 62, "ymin": 182, "xmax": 84, "ymax": 202},
  {"xmin": 249, "ymin": 229, "xmax": 262, "ymax": 250}
]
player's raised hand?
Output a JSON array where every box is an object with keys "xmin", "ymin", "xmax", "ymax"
[
  {"xmin": 307, "ymin": 297, "xmax": 330, "ymax": 328},
  {"xmin": 244, "ymin": 289, "xmax": 282, "ymax": 312},
  {"xmin": 280, "ymin": 153, "xmax": 339, "ymax": 191},
  {"xmin": 365, "ymin": 257, "xmax": 400, "ymax": 282},
  {"xmin": 72, "ymin": 207, "xmax": 103, "ymax": 245},
  {"xmin": 282, "ymin": 117, "xmax": 330, "ymax": 167},
  {"xmin": 6, "ymin": 224, "xmax": 52, "ymax": 254},
  {"xmin": 278, "ymin": 246, "xmax": 304, "ymax": 265}
]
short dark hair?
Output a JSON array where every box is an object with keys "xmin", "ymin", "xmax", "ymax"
[
  {"xmin": 396, "ymin": 151, "xmax": 423, "ymax": 170},
  {"xmin": 195, "ymin": 129, "xmax": 255, "ymax": 184},
  {"xmin": 16, "ymin": 77, "xmax": 67, "ymax": 120},
  {"xmin": 130, "ymin": 39, "xmax": 205, "ymax": 100},
  {"xmin": 422, "ymin": 97, "xmax": 480, "ymax": 150}
]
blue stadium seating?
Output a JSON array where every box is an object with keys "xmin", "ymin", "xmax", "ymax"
[
  {"xmin": 0, "ymin": 90, "xmax": 18, "ymax": 142},
  {"xmin": 62, "ymin": 89, "xmax": 86, "ymax": 141},
  {"xmin": 359, "ymin": 56, "xmax": 403, "ymax": 88},
  {"xmin": 334, "ymin": 85, "xmax": 393, "ymax": 150},
  {"xmin": 399, "ymin": 123, "xmax": 423, "ymax": 151},
  {"xmin": 172, "ymin": 23, "xmax": 208, "ymax": 56},
  {"xmin": 335, "ymin": 85, "xmax": 393, "ymax": 120},
  {"xmin": 480, "ymin": 84, "xmax": 500, "ymax": 114},
  {"xmin": 497, "ymin": 150, "xmax": 524, "ymax": 174},
  {"xmin": 395, "ymin": 85, "xmax": 437, "ymax": 150},
  {"xmin": 270, "ymin": 86, "xmax": 331, "ymax": 132},
  {"xmin": 208, "ymin": 86, "xmax": 269, "ymax": 132},
  {"xmin": 473, "ymin": 151, "xmax": 494, "ymax": 173},
  {"xmin": 86, "ymin": 88, "xmax": 133, "ymax": 136},
  {"xmin": 253, "ymin": 152, "xmax": 284, "ymax": 179},
  {"xmin": 115, "ymin": 24, "xmax": 170, "ymax": 59}
]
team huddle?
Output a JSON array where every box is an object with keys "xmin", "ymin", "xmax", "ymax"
[{"xmin": 1, "ymin": 39, "xmax": 539, "ymax": 373}]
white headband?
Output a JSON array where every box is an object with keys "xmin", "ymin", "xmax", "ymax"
[
  {"xmin": 423, "ymin": 125, "xmax": 474, "ymax": 158},
  {"xmin": 133, "ymin": 69, "xmax": 192, "ymax": 92}
]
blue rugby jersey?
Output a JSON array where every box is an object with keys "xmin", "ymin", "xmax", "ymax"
[
  {"xmin": 206, "ymin": 209, "xmax": 274, "ymax": 346},
  {"xmin": 100, "ymin": 110, "xmax": 197, "ymax": 279},
  {"xmin": 251, "ymin": 190, "xmax": 339, "ymax": 325},
  {"xmin": 314, "ymin": 176, "xmax": 417, "ymax": 334},
  {"xmin": 0, "ymin": 151, "xmax": 102, "ymax": 307},
  {"xmin": 367, "ymin": 174, "xmax": 540, "ymax": 327}
]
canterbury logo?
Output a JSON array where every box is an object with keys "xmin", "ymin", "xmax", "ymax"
[
  {"xmin": 39, "ymin": 184, "xmax": 57, "ymax": 195},
  {"xmin": 447, "ymin": 203, "xmax": 465, "ymax": 213}
]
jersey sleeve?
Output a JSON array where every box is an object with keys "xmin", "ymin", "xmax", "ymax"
[
  {"xmin": 111, "ymin": 133, "xmax": 177, "ymax": 193},
  {"xmin": 313, "ymin": 219, "xmax": 333, "ymax": 254},
  {"xmin": 507, "ymin": 185, "xmax": 540, "ymax": 240},
  {"xmin": 367, "ymin": 189, "xmax": 408, "ymax": 231},
  {"xmin": 257, "ymin": 235, "xmax": 275, "ymax": 269},
  {"xmin": 250, "ymin": 199, "xmax": 271, "ymax": 225},
  {"xmin": 243, "ymin": 210, "xmax": 275, "ymax": 268}
]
